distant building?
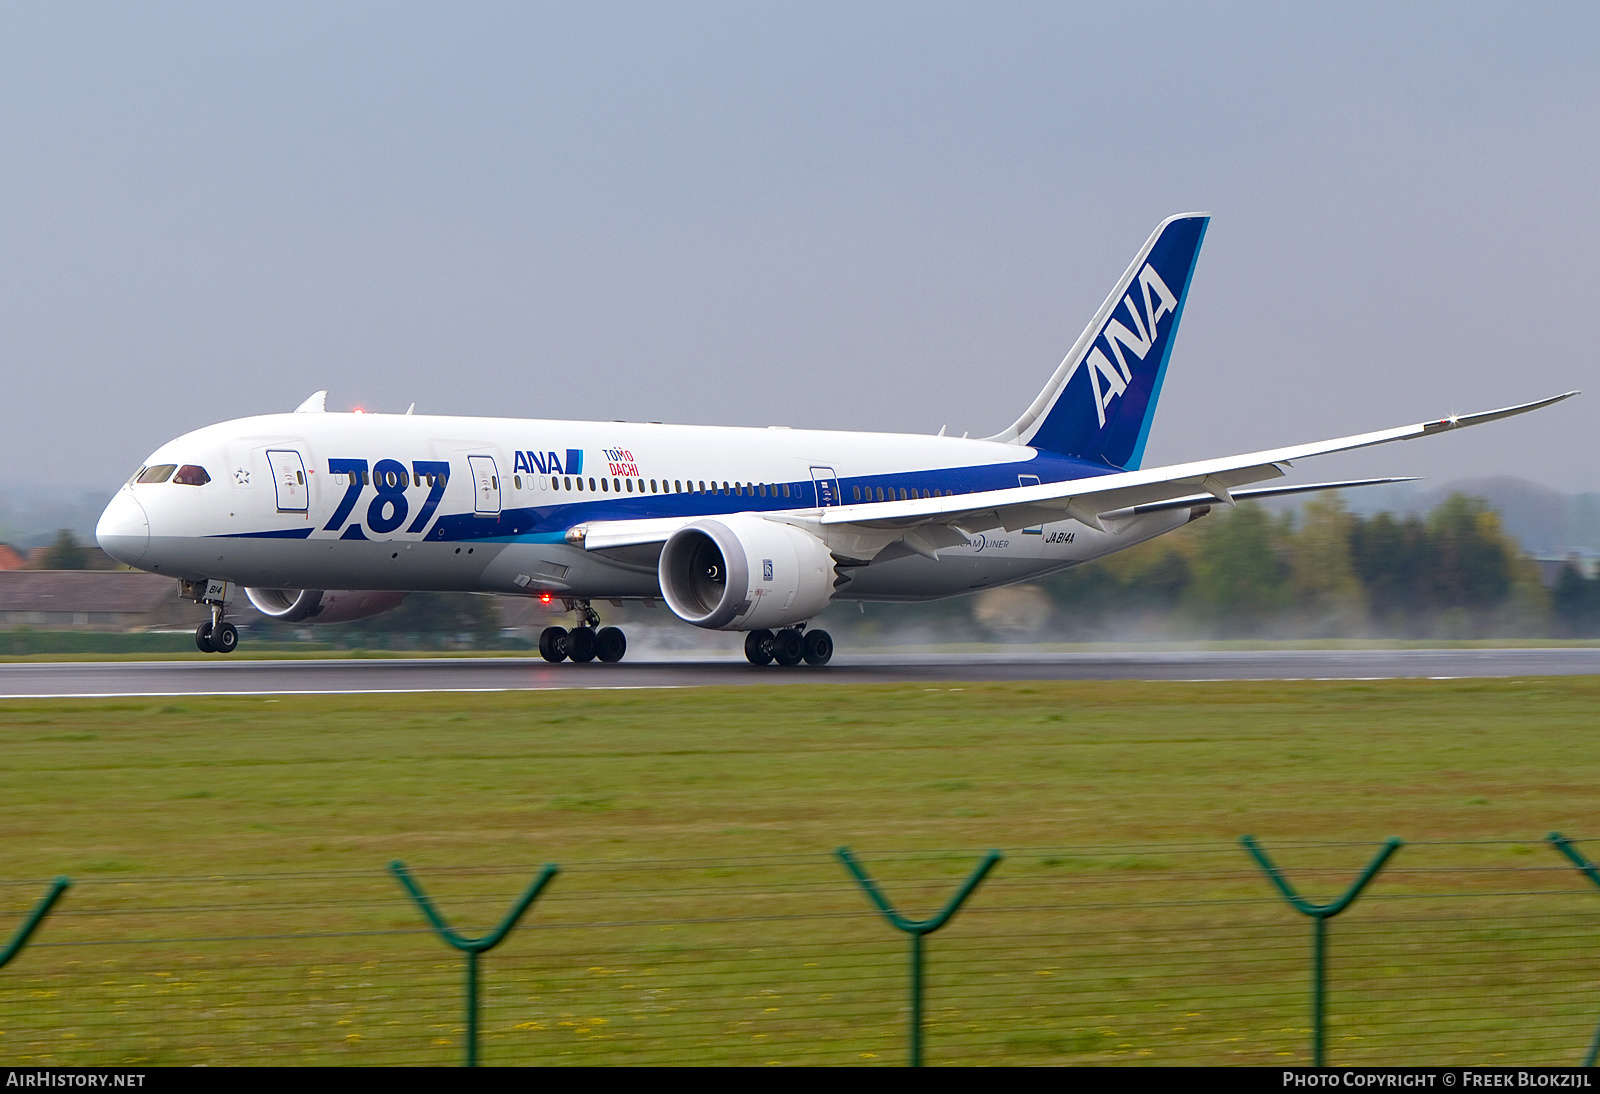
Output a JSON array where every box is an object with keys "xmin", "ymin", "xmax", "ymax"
[
  {"xmin": 0, "ymin": 571, "xmax": 208, "ymax": 631},
  {"xmin": 1532, "ymin": 553, "xmax": 1600, "ymax": 588},
  {"xmin": 0, "ymin": 544, "xmax": 28, "ymax": 571}
]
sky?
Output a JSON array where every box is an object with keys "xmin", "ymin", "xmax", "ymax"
[{"xmin": 1, "ymin": 2, "xmax": 1596, "ymax": 501}]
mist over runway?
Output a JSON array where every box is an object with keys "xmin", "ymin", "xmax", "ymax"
[{"xmin": 3, "ymin": 648, "xmax": 1600, "ymax": 699}]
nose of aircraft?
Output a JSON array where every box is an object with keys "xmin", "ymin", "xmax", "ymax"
[{"xmin": 96, "ymin": 489, "xmax": 150, "ymax": 565}]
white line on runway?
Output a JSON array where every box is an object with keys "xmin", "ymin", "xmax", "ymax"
[{"xmin": 0, "ymin": 686, "xmax": 695, "ymax": 699}]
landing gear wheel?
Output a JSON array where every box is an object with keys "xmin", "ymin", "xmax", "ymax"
[
  {"xmin": 566, "ymin": 626, "xmax": 598, "ymax": 663},
  {"xmin": 194, "ymin": 621, "xmax": 215, "ymax": 654},
  {"xmin": 744, "ymin": 629, "xmax": 775, "ymax": 666},
  {"xmin": 802, "ymin": 628, "xmax": 833, "ymax": 666},
  {"xmin": 596, "ymin": 627, "xmax": 627, "ymax": 663},
  {"xmin": 213, "ymin": 622, "xmax": 240, "ymax": 655},
  {"xmin": 771, "ymin": 628, "xmax": 805, "ymax": 667},
  {"xmin": 539, "ymin": 626, "xmax": 569, "ymax": 663}
]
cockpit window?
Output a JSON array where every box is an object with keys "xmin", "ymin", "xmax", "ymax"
[
  {"xmin": 136, "ymin": 464, "xmax": 177, "ymax": 484},
  {"xmin": 173, "ymin": 465, "xmax": 211, "ymax": 486}
]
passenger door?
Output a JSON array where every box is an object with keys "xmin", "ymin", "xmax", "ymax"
[
  {"xmin": 267, "ymin": 450, "xmax": 309, "ymax": 513},
  {"xmin": 468, "ymin": 455, "xmax": 502, "ymax": 515}
]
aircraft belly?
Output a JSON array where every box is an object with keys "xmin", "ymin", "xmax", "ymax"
[
  {"xmin": 844, "ymin": 511, "xmax": 1190, "ymax": 601},
  {"xmin": 146, "ymin": 535, "xmax": 500, "ymax": 592},
  {"xmin": 844, "ymin": 553, "xmax": 1052, "ymax": 599},
  {"xmin": 479, "ymin": 542, "xmax": 661, "ymax": 598}
]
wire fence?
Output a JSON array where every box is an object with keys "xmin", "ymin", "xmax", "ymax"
[{"xmin": 4, "ymin": 840, "xmax": 1600, "ymax": 1066}]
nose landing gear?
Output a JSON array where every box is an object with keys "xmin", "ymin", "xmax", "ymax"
[
  {"xmin": 538, "ymin": 600, "xmax": 629, "ymax": 665},
  {"xmin": 192, "ymin": 593, "xmax": 239, "ymax": 655}
]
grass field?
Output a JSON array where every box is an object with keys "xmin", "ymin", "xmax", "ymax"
[{"xmin": 3, "ymin": 678, "xmax": 1600, "ymax": 1066}]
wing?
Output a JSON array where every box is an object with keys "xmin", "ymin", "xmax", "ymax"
[
  {"xmin": 817, "ymin": 391, "xmax": 1578, "ymax": 535},
  {"xmin": 568, "ymin": 392, "xmax": 1577, "ymax": 553}
]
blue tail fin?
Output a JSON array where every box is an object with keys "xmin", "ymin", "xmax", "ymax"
[{"xmin": 989, "ymin": 213, "xmax": 1208, "ymax": 470}]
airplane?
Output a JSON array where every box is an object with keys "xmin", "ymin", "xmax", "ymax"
[{"xmin": 95, "ymin": 213, "xmax": 1576, "ymax": 665}]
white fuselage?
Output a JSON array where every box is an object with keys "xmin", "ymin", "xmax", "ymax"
[{"xmin": 96, "ymin": 411, "xmax": 1191, "ymax": 608}]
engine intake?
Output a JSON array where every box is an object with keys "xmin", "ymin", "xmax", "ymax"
[
  {"xmin": 658, "ymin": 517, "xmax": 834, "ymax": 631},
  {"xmin": 244, "ymin": 588, "xmax": 407, "ymax": 624}
]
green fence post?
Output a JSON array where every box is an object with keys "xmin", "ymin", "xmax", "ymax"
[
  {"xmin": 836, "ymin": 847, "xmax": 1002, "ymax": 1066},
  {"xmin": 1545, "ymin": 833, "xmax": 1600, "ymax": 1066},
  {"xmin": 390, "ymin": 861, "xmax": 558, "ymax": 1067},
  {"xmin": 0, "ymin": 877, "xmax": 70, "ymax": 970},
  {"xmin": 1240, "ymin": 836, "xmax": 1401, "ymax": 1067}
]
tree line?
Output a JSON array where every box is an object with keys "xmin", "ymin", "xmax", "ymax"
[{"xmin": 1036, "ymin": 493, "xmax": 1596, "ymax": 639}]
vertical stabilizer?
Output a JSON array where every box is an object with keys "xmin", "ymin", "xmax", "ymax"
[{"xmin": 988, "ymin": 213, "xmax": 1208, "ymax": 469}]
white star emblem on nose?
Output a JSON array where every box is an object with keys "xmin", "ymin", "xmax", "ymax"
[{"xmin": 234, "ymin": 468, "xmax": 250, "ymax": 484}]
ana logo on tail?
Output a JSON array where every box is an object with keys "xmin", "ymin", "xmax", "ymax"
[
  {"xmin": 992, "ymin": 212, "xmax": 1207, "ymax": 470},
  {"xmin": 1084, "ymin": 263, "xmax": 1179, "ymax": 427}
]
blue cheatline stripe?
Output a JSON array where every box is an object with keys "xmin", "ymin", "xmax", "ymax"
[
  {"xmin": 212, "ymin": 528, "xmax": 314, "ymax": 539},
  {"xmin": 205, "ymin": 454, "xmax": 1127, "ymax": 545}
]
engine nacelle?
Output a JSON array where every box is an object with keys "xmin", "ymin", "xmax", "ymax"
[
  {"xmin": 244, "ymin": 588, "xmax": 407, "ymax": 625},
  {"xmin": 659, "ymin": 517, "xmax": 835, "ymax": 631}
]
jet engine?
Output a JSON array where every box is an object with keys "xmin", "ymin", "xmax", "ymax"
[
  {"xmin": 658, "ymin": 517, "xmax": 835, "ymax": 631},
  {"xmin": 244, "ymin": 588, "xmax": 407, "ymax": 624}
]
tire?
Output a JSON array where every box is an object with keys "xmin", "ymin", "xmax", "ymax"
[
  {"xmin": 213, "ymin": 622, "xmax": 240, "ymax": 655},
  {"xmin": 194, "ymin": 621, "xmax": 215, "ymax": 654},
  {"xmin": 539, "ymin": 626, "xmax": 568, "ymax": 663},
  {"xmin": 801, "ymin": 628, "xmax": 833, "ymax": 666},
  {"xmin": 771, "ymin": 629, "xmax": 804, "ymax": 667},
  {"xmin": 744, "ymin": 629, "xmax": 775, "ymax": 666},
  {"xmin": 566, "ymin": 626, "xmax": 598, "ymax": 663},
  {"xmin": 596, "ymin": 626, "xmax": 627, "ymax": 663}
]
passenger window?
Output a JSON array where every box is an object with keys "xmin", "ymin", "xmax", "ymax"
[
  {"xmin": 650, "ymin": 480, "xmax": 657, "ymax": 493},
  {"xmin": 601, "ymin": 478, "xmax": 608, "ymax": 492},
  {"xmin": 614, "ymin": 478, "xmax": 621, "ymax": 492},
  {"xmin": 296, "ymin": 471, "xmax": 304, "ymax": 485},
  {"xmin": 564, "ymin": 476, "xmax": 572, "ymax": 490},
  {"xmin": 698, "ymin": 481, "xmax": 706, "ymax": 493},
  {"xmin": 759, "ymin": 483, "xmax": 767, "ymax": 497},
  {"xmin": 899, "ymin": 488, "xmax": 907, "ymax": 501},
  {"xmin": 782, "ymin": 483, "xmax": 791, "ymax": 498},
  {"xmin": 588, "ymin": 477, "xmax": 596, "ymax": 491},
  {"xmin": 514, "ymin": 474, "xmax": 522, "ymax": 490},
  {"xmin": 173, "ymin": 465, "xmax": 210, "ymax": 486}
]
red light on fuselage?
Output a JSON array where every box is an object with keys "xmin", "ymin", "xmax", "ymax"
[{"xmin": 539, "ymin": 593, "xmax": 551, "ymax": 604}]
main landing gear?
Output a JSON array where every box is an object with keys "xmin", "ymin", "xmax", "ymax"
[
  {"xmin": 744, "ymin": 627, "xmax": 833, "ymax": 667},
  {"xmin": 539, "ymin": 600, "xmax": 628, "ymax": 665}
]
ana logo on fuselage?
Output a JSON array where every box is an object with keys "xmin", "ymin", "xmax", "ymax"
[
  {"xmin": 1083, "ymin": 263, "xmax": 1179, "ymax": 427},
  {"xmin": 513, "ymin": 448, "xmax": 584, "ymax": 477}
]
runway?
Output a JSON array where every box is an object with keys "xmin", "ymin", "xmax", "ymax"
[{"xmin": 3, "ymin": 647, "xmax": 1600, "ymax": 698}]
